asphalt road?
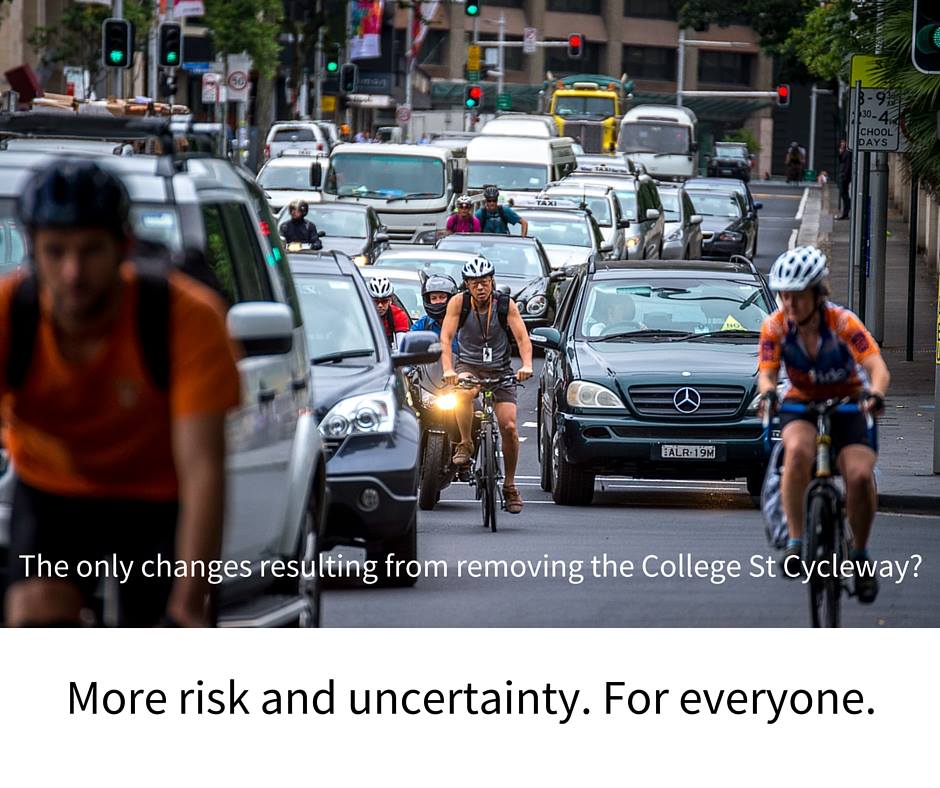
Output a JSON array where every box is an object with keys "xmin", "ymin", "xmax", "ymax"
[{"xmin": 322, "ymin": 185, "xmax": 940, "ymax": 627}]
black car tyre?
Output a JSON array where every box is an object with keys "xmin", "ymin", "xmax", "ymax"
[
  {"xmin": 371, "ymin": 512, "xmax": 418, "ymax": 588},
  {"xmin": 297, "ymin": 510, "xmax": 322, "ymax": 627},
  {"xmin": 418, "ymin": 432, "xmax": 446, "ymax": 511},
  {"xmin": 551, "ymin": 431, "xmax": 594, "ymax": 506},
  {"xmin": 538, "ymin": 418, "xmax": 553, "ymax": 492}
]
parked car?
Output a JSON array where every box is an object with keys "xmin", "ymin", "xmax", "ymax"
[
  {"xmin": 0, "ymin": 117, "xmax": 330, "ymax": 626},
  {"xmin": 288, "ymin": 250, "xmax": 441, "ymax": 583},
  {"xmin": 685, "ymin": 188, "xmax": 757, "ymax": 261},
  {"xmin": 256, "ymin": 150, "xmax": 327, "ymax": 213},
  {"xmin": 434, "ymin": 233, "xmax": 566, "ymax": 330},
  {"xmin": 264, "ymin": 121, "xmax": 330, "ymax": 161},
  {"xmin": 685, "ymin": 177, "xmax": 761, "ymax": 251},
  {"xmin": 276, "ymin": 201, "xmax": 389, "ymax": 266},
  {"xmin": 540, "ymin": 183, "xmax": 629, "ymax": 260},
  {"xmin": 655, "ymin": 182, "xmax": 703, "ymax": 260},
  {"xmin": 706, "ymin": 141, "xmax": 753, "ymax": 182},
  {"xmin": 531, "ymin": 259, "xmax": 777, "ymax": 506},
  {"xmin": 510, "ymin": 202, "xmax": 608, "ymax": 270}
]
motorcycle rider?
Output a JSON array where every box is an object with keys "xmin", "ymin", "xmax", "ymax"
[
  {"xmin": 279, "ymin": 199, "xmax": 322, "ymax": 247},
  {"xmin": 411, "ymin": 274, "xmax": 458, "ymax": 352},
  {"xmin": 368, "ymin": 276, "xmax": 409, "ymax": 348}
]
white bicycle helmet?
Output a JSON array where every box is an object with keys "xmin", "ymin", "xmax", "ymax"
[
  {"xmin": 462, "ymin": 256, "xmax": 494, "ymax": 280},
  {"xmin": 456, "ymin": 194, "xmax": 473, "ymax": 207},
  {"xmin": 768, "ymin": 245, "xmax": 829, "ymax": 291},
  {"xmin": 366, "ymin": 276, "xmax": 394, "ymax": 299}
]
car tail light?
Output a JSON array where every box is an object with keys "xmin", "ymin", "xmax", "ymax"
[
  {"xmin": 259, "ymin": 220, "xmax": 270, "ymax": 236},
  {"xmin": 264, "ymin": 143, "xmax": 271, "ymax": 160},
  {"xmin": 317, "ymin": 142, "xmax": 323, "ymax": 151}
]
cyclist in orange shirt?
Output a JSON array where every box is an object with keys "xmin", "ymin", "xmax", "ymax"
[
  {"xmin": 2, "ymin": 161, "xmax": 241, "ymax": 627},
  {"xmin": 758, "ymin": 246, "xmax": 890, "ymax": 603}
]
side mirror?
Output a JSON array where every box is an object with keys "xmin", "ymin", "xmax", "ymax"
[
  {"xmin": 754, "ymin": 202, "xmax": 763, "ymax": 211},
  {"xmin": 690, "ymin": 214, "xmax": 703, "ymax": 225},
  {"xmin": 618, "ymin": 218, "xmax": 631, "ymax": 229},
  {"xmin": 453, "ymin": 169, "xmax": 465, "ymax": 194},
  {"xmin": 374, "ymin": 233, "xmax": 390, "ymax": 244},
  {"xmin": 318, "ymin": 230, "xmax": 326, "ymax": 237},
  {"xmin": 227, "ymin": 302, "xmax": 294, "ymax": 357},
  {"xmin": 645, "ymin": 208, "xmax": 660, "ymax": 221},
  {"xmin": 529, "ymin": 327, "xmax": 562, "ymax": 351},
  {"xmin": 549, "ymin": 270, "xmax": 566, "ymax": 282},
  {"xmin": 393, "ymin": 330, "xmax": 442, "ymax": 367},
  {"xmin": 690, "ymin": 141, "xmax": 698, "ymax": 152},
  {"xmin": 600, "ymin": 242, "xmax": 613, "ymax": 253},
  {"xmin": 310, "ymin": 162, "xmax": 322, "ymax": 188}
]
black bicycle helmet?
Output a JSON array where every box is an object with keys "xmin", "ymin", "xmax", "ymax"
[
  {"xmin": 482, "ymin": 185, "xmax": 499, "ymax": 201},
  {"xmin": 288, "ymin": 198, "xmax": 309, "ymax": 216},
  {"xmin": 17, "ymin": 160, "xmax": 130, "ymax": 237},
  {"xmin": 422, "ymin": 273, "xmax": 457, "ymax": 321}
]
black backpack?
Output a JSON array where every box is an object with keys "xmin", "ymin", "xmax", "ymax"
[
  {"xmin": 7, "ymin": 272, "xmax": 171, "ymax": 391},
  {"xmin": 457, "ymin": 290, "xmax": 510, "ymax": 334}
]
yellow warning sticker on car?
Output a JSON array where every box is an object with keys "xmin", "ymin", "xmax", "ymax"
[{"xmin": 722, "ymin": 315, "xmax": 746, "ymax": 331}]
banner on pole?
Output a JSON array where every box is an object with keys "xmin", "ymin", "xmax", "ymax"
[
  {"xmin": 410, "ymin": 2, "xmax": 441, "ymax": 62},
  {"xmin": 174, "ymin": 0, "xmax": 205, "ymax": 16},
  {"xmin": 349, "ymin": 1, "xmax": 384, "ymax": 60}
]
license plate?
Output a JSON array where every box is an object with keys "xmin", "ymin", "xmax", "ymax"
[{"xmin": 660, "ymin": 444, "xmax": 716, "ymax": 459}]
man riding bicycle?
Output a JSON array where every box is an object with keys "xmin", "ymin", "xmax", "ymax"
[
  {"xmin": 475, "ymin": 186, "xmax": 528, "ymax": 237},
  {"xmin": 440, "ymin": 257, "xmax": 533, "ymax": 514},
  {"xmin": 758, "ymin": 245, "xmax": 890, "ymax": 603}
]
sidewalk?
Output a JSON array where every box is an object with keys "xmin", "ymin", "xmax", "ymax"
[{"xmin": 816, "ymin": 185, "xmax": 940, "ymax": 514}]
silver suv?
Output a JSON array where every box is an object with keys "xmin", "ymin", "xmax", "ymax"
[{"xmin": 264, "ymin": 121, "xmax": 330, "ymax": 161}]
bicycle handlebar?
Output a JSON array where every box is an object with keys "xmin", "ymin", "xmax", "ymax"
[
  {"xmin": 456, "ymin": 374, "xmax": 521, "ymax": 390},
  {"xmin": 759, "ymin": 394, "xmax": 874, "ymax": 454}
]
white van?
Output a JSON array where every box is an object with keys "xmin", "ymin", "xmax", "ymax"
[
  {"xmin": 617, "ymin": 105, "xmax": 698, "ymax": 181},
  {"xmin": 466, "ymin": 135, "xmax": 576, "ymax": 204},
  {"xmin": 480, "ymin": 114, "xmax": 558, "ymax": 138}
]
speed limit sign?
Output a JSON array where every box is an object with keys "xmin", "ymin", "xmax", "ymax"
[{"xmin": 396, "ymin": 104, "xmax": 412, "ymax": 125}]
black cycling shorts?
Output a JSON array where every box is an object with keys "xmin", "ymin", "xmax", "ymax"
[
  {"xmin": 455, "ymin": 363, "xmax": 517, "ymax": 404},
  {"xmin": 780, "ymin": 405, "xmax": 876, "ymax": 457},
  {"xmin": 7, "ymin": 481, "xmax": 178, "ymax": 626}
]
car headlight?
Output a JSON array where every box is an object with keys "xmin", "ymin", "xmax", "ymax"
[
  {"xmin": 526, "ymin": 295, "xmax": 548, "ymax": 316},
  {"xmin": 625, "ymin": 236, "xmax": 641, "ymax": 249},
  {"xmin": 353, "ymin": 254, "xmax": 368, "ymax": 267},
  {"xmin": 320, "ymin": 390, "xmax": 396, "ymax": 438},
  {"xmin": 718, "ymin": 231, "xmax": 744, "ymax": 243},
  {"xmin": 747, "ymin": 382, "xmax": 789, "ymax": 413},
  {"xmin": 566, "ymin": 380, "xmax": 625, "ymax": 409}
]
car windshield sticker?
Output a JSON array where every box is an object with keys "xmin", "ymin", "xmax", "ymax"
[{"xmin": 721, "ymin": 314, "xmax": 746, "ymax": 331}]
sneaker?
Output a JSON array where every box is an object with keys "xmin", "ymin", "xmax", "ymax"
[
  {"xmin": 502, "ymin": 484, "xmax": 524, "ymax": 514},
  {"xmin": 778, "ymin": 542, "xmax": 804, "ymax": 579},
  {"xmin": 452, "ymin": 442, "xmax": 473, "ymax": 466},
  {"xmin": 854, "ymin": 560, "xmax": 879, "ymax": 604}
]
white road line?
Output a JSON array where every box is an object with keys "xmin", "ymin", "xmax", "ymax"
[
  {"xmin": 522, "ymin": 421, "xmax": 538, "ymax": 428},
  {"xmin": 518, "ymin": 437, "xmax": 527, "ymax": 442},
  {"xmin": 513, "ymin": 474, "xmax": 744, "ymax": 486},
  {"xmin": 795, "ymin": 187, "xmax": 809, "ymax": 221},
  {"xmin": 788, "ymin": 228, "xmax": 798, "ymax": 250}
]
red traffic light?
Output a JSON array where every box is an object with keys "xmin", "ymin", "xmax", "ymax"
[
  {"xmin": 776, "ymin": 84, "xmax": 790, "ymax": 106},
  {"xmin": 567, "ymin": 33, "xmax": 584, "ymax": 59},
  {"xmin": 569, "ymin": 34, "xmax": 582, "ymax": 48},
  {"xmin": 465, "ymin": 84, "xmax": 483, "ymax": 109}
]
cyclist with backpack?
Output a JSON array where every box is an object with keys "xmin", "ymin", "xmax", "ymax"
[
  {"xmin": 445, "ymin": 196, "xmax": 481, "ymax": 235},
  {"xmin": 439, "ymin": 257, "xmax": 533, "ymax": 514},
  {"xmin": 368, "ymin": 275, "xmax": 409, "ymax": 349},
  {"xmin": 475, "ymin": 186, "xmax": 528, "ymax": 236},
  {"xmin": 3, "ymin": 161, "xmax": 241, "ymax": 627},
  {"xmin": 757, "ymin": 246, "xmax": 889, "ymax": 602}
]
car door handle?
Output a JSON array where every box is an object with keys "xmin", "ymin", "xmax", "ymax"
[
  {"xmin": 258, "ymin": 387, "xmax": 277, "ymax": 405},
  {"xmin": 291, "ymin": 377, "xmax": 308, "ymax": 392}
]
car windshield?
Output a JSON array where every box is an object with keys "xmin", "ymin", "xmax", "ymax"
[
  {"xmin": 553, "ymin": 96, "xmax": 616, "ymax": 118},
  {"xmin": 467, "ymin": 162, "xmax": 548, "ymax": 191},
  {"xmin": 436, "ymin": 239, "xmax": 545, "ymax": 278},
  {"xmin": 618, "ymin": 122, "xmax": 690, "ymax": 155},
  {"xmin": 519, "ymin": 216, "xmax": 591, "ymax": 247},
  {"xmin": 715, "ymin": 143, "xmax": 748, "ymax": 158},
  {"xmin": 688, "ymin": 192, "xmax": 742, "ymax": 218},
  {"xmin": 547, "ymin": 194, "xmax": 611, "ymax": 226},
  {"xmin": 325, "ymin": 153, "xmax": 445, "ymax": 198},
  {"xmin": 376, "ymin": 256, "xmax": 468, "ymax": 279},
  {"xmin": 258, "ymin": 164, "xmax": 317, "ymax": 190},
  {"xmin": 272, "ymin": 128, "xmax": 318, "ymax": 143},
  {"xmin": 579, "ymin": 277, "xmax": 772, "ymax": 338},
  {"xmin": 294, "ymin": 274, "xmax": 377, "ymax": 361},
  {"xmin": 658, "ymin": 192, "xmax": 681, "ymax": 221},
  {"xmin": 303, "ymin": 208, "xmax": 368, "ymax": 238},
  {"xmin": 0, "ymin": 201, "xmax": 27, "ymax": 276}
]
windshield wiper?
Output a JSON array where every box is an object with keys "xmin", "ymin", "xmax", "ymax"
[
  {"xmin": 385, "ymin": 192, "xmax": 440, "ymax": 203},
  {"xmin": 312, "ymin": 348, "xmax": 375, "ymax": 364},
  {"xmin": 687, "ymin": 330, "xmax": 760, "ymax": 340},
  {"xmin": 654, "ymin": 152, "xmax": 686, "ymax": 157},
  {"xmin": 589, "ymin": 329, "xmax": 690, "ymax": 342}
]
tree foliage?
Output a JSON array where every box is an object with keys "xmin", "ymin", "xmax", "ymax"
[
  {"xmin": 784, "ymin": 0, "xmax": 856, "ymax": 83},
  {"xmin": 204, "ymin": 0, "xmax": 284, "ymax": 78}
]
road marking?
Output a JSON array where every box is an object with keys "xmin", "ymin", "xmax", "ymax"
[
  {"xmin": 795, "ymin": 187, "xmax": 809, "ymax": 221},
  {"xmin": 522, "ymin": 421, "xmax": 538, "ymax": 428},
  {"xmin": 513, "ymin": 474, "xmax": 744, "ymax": 486},
  {"xmin": 751, "ymin": 193, "xmax": 801, "ymax": 200},
  {"xmin": 788, "ymin": 228, "xmax": 798, "ymax": 250}
]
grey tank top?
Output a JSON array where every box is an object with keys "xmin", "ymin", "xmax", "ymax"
[{"xmin": 457, "ymin": 297, "xmax": 511, "ymax": 370}]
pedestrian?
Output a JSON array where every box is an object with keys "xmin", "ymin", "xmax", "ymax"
[
  {"xmin": 446, "ymin": 195, "xmax": 481, "ymax": 235},
  {"xmin": 837, "ymin": 139, "xmax": 851, "ymax": 220},
  {"xmin": 279, "ymin": 199, "xmax": 322, "ymax": 247},
  {"xmin": 785, "ymin": 142, "xmax": 803, "ymax": 184},
  {"xmin": 3, "ymin": 161, "xmax": 241, "ymax": 627},
  {"xmin": 475, "ymin": 185, "xmax": 528, "ymax": 236}
]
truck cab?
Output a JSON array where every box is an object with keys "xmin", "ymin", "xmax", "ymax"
[{"xmin": 547, "ymin": 74, "xmax": 633, "ymax": 154}]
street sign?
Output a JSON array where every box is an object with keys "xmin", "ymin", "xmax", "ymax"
[
  {"xmin": 849, "ymin": 88, "xmax": 900, "ymax": 152},
  {"xmin": 850, "ymin": 54, "xmax": 887, "ymax": 88},
  {"xmin": 396, "ymin": 104, "xmax": 412, "ymax": 125},
  {"xmin": 496, "ymin": 91, "xmax": 512, "ymax": 111},
  {"xmin": 201, "ymin": 72, "xmax": 222, "ymax": 104},
  {"xmin": 184, "ymin": 61, "xmax": 212, "ymax": 74},
  {"xmin": 225, "ymin": 54, "xmax": 252, "ymax": 102},
  {"xmin": 523, "ymin": 27, "xmax": 537, "ymax": 54},
  {"xmin": 321, "ymin": 95, "xmax": 336, "ymax": 113},
  {"xmin": 467, "ymin": 70, "xmax": 480, "ymax": 81},
  {"xmin": 468, "ymin": 44, "xmax": 481, "ymax": 72}
]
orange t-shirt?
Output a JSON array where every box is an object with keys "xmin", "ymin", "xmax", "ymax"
[{"xmin": 0, "ymin": 265, "xmax": 241, "ymax": 500}]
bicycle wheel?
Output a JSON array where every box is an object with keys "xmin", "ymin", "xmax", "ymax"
[
  {"xmin": 488, "ymin": 423, "xmax": 501, "ymax": 533},
  {"xmin": 481, "ymin": 424, "xmax": 498, "ymax": 533},
  {"xmin": 805, "ymin": 492, "xmax": 840, "ymax": 628}
]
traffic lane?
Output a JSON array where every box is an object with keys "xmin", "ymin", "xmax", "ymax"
[
  {"xmin": 750, "ymin": 184, "xmax": 805, "ymax": 273},
  {"xmin": 321, "ymin": 499, "xmax": 940, "ymax": 627}
]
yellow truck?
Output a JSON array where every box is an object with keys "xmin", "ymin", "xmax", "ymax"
[{"xmin": 547, "ymin": 74, "xmax": 633, "ymax": 154}]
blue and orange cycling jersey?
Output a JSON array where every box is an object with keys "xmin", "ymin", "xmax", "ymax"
[{"xmin": 759, "ymin": 302, "xmax": 880, "ymax": 401}]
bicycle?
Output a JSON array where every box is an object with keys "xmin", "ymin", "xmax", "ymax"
[
  {"xmin": 457, "ymin": 375, "xmax": 519, "ymax": 532},
  {"xmin": 762, "ymin": 395, "xmax": 875, "ymax": 628}
]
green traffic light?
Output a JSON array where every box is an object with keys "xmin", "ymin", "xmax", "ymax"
[
  {"xmin": 326, "ymin": 61, "xmax": 339, "ymax": 73},
  {"xmin": 166, "ymin": 51, "xmax": 178, "ymax": 64},
  {"xmin": 109, "ymin": 50, "xmax": 124, "ymax": 64},
  {"xmin": 916, "ymin": 24, "xmax": 940, "ymax": 53},
  {"xmin": 466, "ymin": 3, "xmax": 479, "ymax": 16}
]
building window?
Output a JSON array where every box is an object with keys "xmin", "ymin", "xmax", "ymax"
[
  {"xmin": 547, "ymin": 0, "xmax": 602, "ymax": 13},
  {"xmin": 622, "ymin": 46, "xmax": 676, "ymax": 81},
  {"xmin": 698, "ymin": 51, "xmax": 753, "ymax": 86},
  {"xmin": 480, "ymin": 36, "xmax": 524, "ymax": 71},
  {"xmin": 545, "ymin": 40, "xmax": 601, "ymax": 74},
  {"xmin": 419, "ymin": 30, "xmax": 447, "ymax": 66},
  {"xmin": 623, "ymin": 0, "xmax": 678, "ymax": 19}
]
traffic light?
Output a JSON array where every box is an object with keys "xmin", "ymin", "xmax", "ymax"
[
  {"xmin": 465, "ymin": 0, "xmax": 481, "ymax": 18},
  {"xmin": 101, "ymin": 18, "xmax": 134, "ymax": 70},
  {"xmin": 567, "ymin": 34, "xmax": 584, "ymax": 60},
  {"xmin": 913, "ymin": 0, "xmax": 940, "ymax": 74},
  {"xmin": 465, "ymin": 84, "xmax": 483, "ymax": 110},
  {"xmin": 158, "ymin": 22, "xmax": 182, "ymax": 68},
  {"xmin": 325, "ymin": 52, "xmax": 340, "ymax": 74},
  {"xmin": 339, "ymin": 63, "xmax": 358, "ymax": 94},
  {"xmin": 776, "ymin": 84, "xmax": 790, "ymax": 107}
]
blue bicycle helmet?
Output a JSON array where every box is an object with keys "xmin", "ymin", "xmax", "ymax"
[{"xmin": 17, "ymin": 160, "xmax": 130, "ymax": 237}]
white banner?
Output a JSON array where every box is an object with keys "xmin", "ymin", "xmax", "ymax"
[
  {"xmin": 174, "ymin": 0, "xmax": 205, "ymax": 16},
  {"xmin": 0, "ymin": 629, "xmax": 936, "ymax": 784}
]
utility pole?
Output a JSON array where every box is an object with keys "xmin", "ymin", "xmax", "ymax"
[
  {"xmin": 676, "ymin": 29, "xmax": 685, "ymax": 108},
  {"xmin": 497, "ymin": 12, "xmax": 505, "ymax": 98},
  {"xmin": 404, "ymin": 1, "xmax": 413, "ymax": 142},
  {"xmin": 112, "ymin": 0, "xmax": 124, "ymax": 99},
  {"xmin": 147, "ymin": 1, "xmax": 159, "ymax": 100},
  {"xmin": 314, "ymin": 26, "xmax": 325, "ymax": 121}
]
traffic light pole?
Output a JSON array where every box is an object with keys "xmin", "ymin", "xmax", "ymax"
[
  {"xmin": 404, "ymin": 2, "xmax": 413, "ymax": 142},
  {"xmin": 314, "ymin": 27, "xmax": 324, "ymax": 121},
  {"xmin": 112, "ymin": 0, "xmax": 124, "ymax": 99}
]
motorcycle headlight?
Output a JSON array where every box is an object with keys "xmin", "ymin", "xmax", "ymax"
[
  {"xmin": 419, "ymin": 388, "xmax": 437, "ymax": 408},
  {"xmin": 526, "ymin": 295, "xmax": 548, "ymax": 316},
  {"xmin": 353, "ymin": 254, "xmax": 369, "ymax": 267},
  {"xmin": 320, "ymin": 390, "xmax": 396, "ymax": 438},
  {"xmin": 435, "ymin": 392, "xmax": 457, "ymax": 410},
  {"xmin": 718, "ymin": 231, "xmax": 743, "ymax": 243},
  {"xmin": 625, "ymin": 236, "xmax": 641, "ymax": 249},
  {"xmin": 566, "ymin": 380, "xmax": 625, "ymax": 409}
]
